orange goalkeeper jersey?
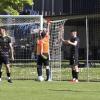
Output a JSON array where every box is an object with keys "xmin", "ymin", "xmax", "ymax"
[
  {"xmin": 42, "ymin": 34, "xmax": 49, "ymax": 54},
  {"xmin": 36, "ymin": 34, "xmax": 49, "ymax": 55},
  {"xmin": 36, "ymin": 39, "xmax": 43, "ymax": 55}
]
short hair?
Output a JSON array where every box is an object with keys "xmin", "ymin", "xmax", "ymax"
[{"xmin": 41, "ymin": 30, "xmax": 46, "ymax": 38}]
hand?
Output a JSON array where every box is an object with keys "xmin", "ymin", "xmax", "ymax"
[
  {"xmin": 60, "ymin": 37, "xmax": 65, "ymax": 42},
  {"xmin": 11, "ymin": 56, "xmax": 14, "ymax": 61},
  {"xmin": 67, "ymin": 40, "xmax": 70, "ymax": 44},
  {"xmin": 41, "ymin": 54, "xmax": 48, "ymax": 60},
  {"xmin": 48, "ymin": 22, "xmax": 51, "ymax": 25}
]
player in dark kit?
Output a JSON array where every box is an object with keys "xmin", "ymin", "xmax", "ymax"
[
  {"xmin": 0, "ymin": 26, "xmax": 14, "ymax": 83},
  {"xmin": 62, "ymin": 30, "xmax": 79, "ymax": 82}
]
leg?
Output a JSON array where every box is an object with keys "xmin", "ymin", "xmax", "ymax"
[
  {"xmin": 0, "ymin": 64, "xmax": 2, "ymax": 81},
  {"xmin": 37, "ymin": 65, "xmax": 44, "ymax": 81},
  {"xmin": 74, "ymin": 65, "xmax": 79, "ymax": 82},
  {"xmin": 71, "ymin": 54, "xmax": 79, "ymax": 82},
  {"xmin": 44, "ymin": 55, "xmax": 51, "ymax": 81},
  {"xmin": 5, "ymin": 64, "xmax": 12, "ymax": 83},
  {"xmin": 70, "ymin": 57, "xmax": 76, "ymax": 81},
  {"xmin": 37, "ymin": 65, "xmax": 42, "ymax": 76},
  {"xmin": 37, "ymin": 55, "xmax": 44, "ymax": 81},
  {"xmin": 46, "ymin": 66, "xmax": 51, "ymax": 81},
  {"xmin": 5, "ymin": 64, "xmax": 11, "ymax": 79},
  {"xmin": 4, "ymin": 56, "xmax": 12, "ymax": 83},
  {"xmin": 74, "ymin": 55, "xmax": 79, "ymax": 82},
  {"xmin": 71, "ymin": 66, "xmax": 76, "ymax": 81},
  {"xmin": 0, "ymin": 57, "xmax": 3, "ymax": 81}
]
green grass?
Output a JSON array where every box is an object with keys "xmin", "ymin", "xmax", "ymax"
[
  {"xmin": 0, "ymin": 80, "xmax": 100, "ymax": 100},
  {"xmin": 1, "ymin": 64, "xmax": 100, "ymax": 81}
]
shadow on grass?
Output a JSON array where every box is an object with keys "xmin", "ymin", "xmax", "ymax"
[{"xmin": 48, "ymin": 89, "xmax": 100, "ymax": 93}]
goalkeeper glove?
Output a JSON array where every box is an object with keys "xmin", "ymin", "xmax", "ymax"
[{"xmin": 41, "ymin": 54, "xmax": 48, "ymax": 60}]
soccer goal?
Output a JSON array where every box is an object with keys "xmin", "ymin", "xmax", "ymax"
[
  {"xmin": 0, "ymin": 15, "xmax": 67, "ymax": 80},
  {"xmin": 0, "ymin": 15, "xmax": 43, "ymax": 80}
]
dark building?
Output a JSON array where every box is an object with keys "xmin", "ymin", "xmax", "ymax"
[
  {"xmin": 33, "ymin": 0, "xmax": 100, "ymax": 16},
  {"xmin": 33, "ymin": 0, "xmax": 100, "ymax": 61},
  {"xmin": 33, "ymin": 0, "xmax": 63, "ymax": 15}
]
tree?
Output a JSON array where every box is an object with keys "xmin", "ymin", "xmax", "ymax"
[{"xmin": 0, "ymin": 0, "xmax": 33, "ymax": 15}]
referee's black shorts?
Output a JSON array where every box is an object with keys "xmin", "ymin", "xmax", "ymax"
[{"xmin": 0, "ymin": 55, "xmax": 10, "ymax": 65}]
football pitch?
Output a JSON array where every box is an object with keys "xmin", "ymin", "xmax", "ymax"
[{"xmin": 0, "ymin": 80, "xmax": 100, "ymax": 100}]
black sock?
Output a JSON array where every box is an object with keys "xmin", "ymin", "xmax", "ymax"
[
  {"xmin": 37, "ymin": 67, "xmax": 42, "ymax": 76},
  {"xmin": 0, "ymin": 72, "xmax": 2, "ymax": 78},
  {"xmin": 7, "ymin": 73, "xmax": 10, "ymax": 77},
  {"xmin": 72, "ymin": 70, "xmax": 76, "ymax": 79},
  {"xmin": 75, "ymin": 72, "xmax": 79, "ymax": 80},
  {"xmin": 46, "ymin": 69, "xmax": 50, "ymax": 80}
]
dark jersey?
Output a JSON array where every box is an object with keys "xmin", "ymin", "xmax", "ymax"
[
  {"xmin": 70, "ymin": 36, "xmax": 79, "ymax": 56},
  {"xmin": 0, "ymin": 36, "xmax": 11, "ymax": 56},
  {"xmin": 69, "ymin": 36, "xmax": 79, "ymax": 65}
]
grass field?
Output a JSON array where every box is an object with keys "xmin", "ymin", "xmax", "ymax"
[
  {"xmin": 0, "ymin": 80, "xmax": 100, "ymax": 100},
  {"xmin": 1, "ymin": 62, "xmax": 100, "ymax": 81},
  {"xmin": 1, "ymin": 62, "xmax": 100, "ymax": 100}
]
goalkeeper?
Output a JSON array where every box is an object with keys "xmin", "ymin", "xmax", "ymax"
[{"xmin": 36, "ymin": 23, "xmax": 51, "ymax": 81}]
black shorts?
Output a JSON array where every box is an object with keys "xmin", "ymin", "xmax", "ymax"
[
  {"xmin": 0, "ymin": 55, "xmax": 10, "ymax": 65},
  {"xmin": 37, "ymin": 55, "xmax": 49, "ymax": 66},
  {"xmin": 70, "ymin": 54, "xmax": 78, "ymax": 66}
]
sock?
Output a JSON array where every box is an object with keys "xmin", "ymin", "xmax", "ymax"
[
  {"xmin": 75, "ymin": 72, "xmax": 79, "ymax": 80},
  {"xmin": 7, "ymin": 73, "xmax": 11, "ymax": 79},
  {"xmin": 72, "ymin": 70, "xmax": 76, "ymax": 79},
  {"xmin": 37, "ymin": 65, "xmax": 42, "ymax": 76},
  {"xmin": 46, "ymin": 69, "xmax": 50, "ymax": 80},
  {"xmin": 0, "ymin": 72, "xmax": 2, "ymax": 78}
]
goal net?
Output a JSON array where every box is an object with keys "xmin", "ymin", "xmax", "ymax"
[
  {"xmin": 0, "ymin": 15, "xmax": 43, "ymax": 80},
  {"xmin": 0, "ymin": 15, "xmax": 67, "ymax": 80},
  {"xmin": 49, "ymin": 19, "xmax": 66, "ymax": 80}
]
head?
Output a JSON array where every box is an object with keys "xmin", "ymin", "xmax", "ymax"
[
  {"xmin": 70, "ymin": 30, "xmax": 77, "ymax": 37},
  {"xmin": 40, "ymin": 30, "xmax": 46, "ymax": 38},
  {"xmin": 0, "ymin": 26, "xmax": 6, "ymax": 36}
]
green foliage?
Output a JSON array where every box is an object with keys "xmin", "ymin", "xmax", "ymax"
[
  {"xmin": 0, "ymin": 0, "xmax": 33, "ymax": 15},
  {"xmin": 4, "ymin": 6, "xmax": 19, "ymax": 15}
]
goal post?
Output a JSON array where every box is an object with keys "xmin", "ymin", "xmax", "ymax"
[
  {"xmin": 49, "ymin": 19, "xmax": 67, "ymax": 81},
  {"xmin": 0, "ymin": 15, "xmax": 67, "ymax": 80},
  {"xmin": 0, "ymin": 15, "xmax": 43, "ymax": 29}
]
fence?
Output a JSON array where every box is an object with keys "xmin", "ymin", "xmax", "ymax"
[
  {"xmin": 62, "ymin": 15, "xmax": 100, "ymax": 81},
  {"xmin": 1, "ymin": 15, "xmax": 100, "ymax": 81}
]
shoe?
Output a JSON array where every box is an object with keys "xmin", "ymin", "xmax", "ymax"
[
  {"xmin": 8, "ymin": 79, "xmax": 13, "ymax": 83},
  {"xmin": 70, "ymin": 79, "xmax": 79, "ymax": 83},
  {"xmin": 0, "ymin": 78, "xmax": 2, "ymax": 82},
  {"xmin": 75, "ymin": 79, "xmax": 79, "ymax": 83},
  {"xmin": 38, "ymin": 76, "xmax": 44, "ymax": 82},
  {"xmin": 45, "ymin": 79, "xmax": 52, "ymax": 82},
  {"xmin": 69, "ymin": 78, "xmax": 76, "ymax": 83}
]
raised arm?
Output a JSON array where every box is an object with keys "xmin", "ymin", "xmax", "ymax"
[
  {"xmin": 9, "ymin": 43, "xmax": 14, "ymax": 61},
  {"xmin": 67, "ymin": 40, "xmax": 78, "ymax": 46}
]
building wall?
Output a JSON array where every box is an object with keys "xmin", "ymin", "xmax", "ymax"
[
  {"xmin": 33, "ymin": 0, "xmax": 100, "ymax": 60},
  {"xmin": 33, "ymin": 0, "xmax": 63, "ymax": 15},
  {"xmin": 33, "ymin": 0, "xmax": 100, "ymax": 16}
]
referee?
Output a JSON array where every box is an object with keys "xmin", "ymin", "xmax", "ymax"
[
  {"xmin": 62, "ymin": 30, "xmax": 79, "ymax": 82},
  {"xmin": 0, "ymin": 26, "xmax": 14, "ymax": 83}
]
